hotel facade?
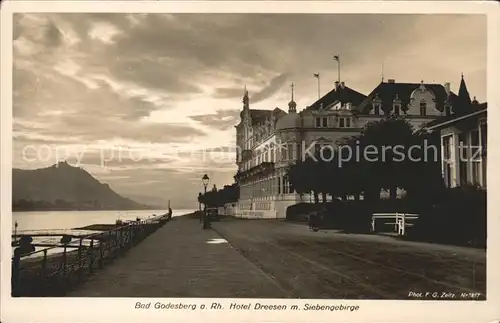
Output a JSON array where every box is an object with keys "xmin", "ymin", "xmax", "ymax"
[{"xmin": 232, "ymin": 75, "xmax": 481, "ymax": 219}]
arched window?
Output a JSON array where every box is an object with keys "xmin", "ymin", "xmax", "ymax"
[{"xmin": 420, "ymin": 100, "xmax": 427, "ymax": 116}]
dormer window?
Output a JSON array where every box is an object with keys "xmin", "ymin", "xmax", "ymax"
[
  {"xmin": 393, "ymin": 94, "xmax": 401, "ymax": 116},
  {"xmin": 420, "ymin": 100, "xmax": 427, "ymax": 116},
  {"xmin": 394, "ymin": 104, "xmax": 401, "ymax": 116},
  {"xmin": 373, "ymin": 100, "xmax": 382, "ymax": 115},
  {"xmin": 315, "ymin": 117, "xmax": 328, "ymax": 128},
  {"xmin": 338, "ymin": 117, "xmax": 351, "ymax": 128}
]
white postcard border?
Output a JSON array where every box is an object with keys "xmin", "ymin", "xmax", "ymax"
[{"xmin": 1, "ymin": 1, "xmax": 499, "ymax": 323}]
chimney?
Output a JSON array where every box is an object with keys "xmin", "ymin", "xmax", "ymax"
[
  {"xmin": 444, "ymin": 82, "xmax": 451, "ymax": 95},
  {"xmin": 340, "ymin": 81, "xmax": 345, "ymax": 89},
  {"xmin": 334, "ymin": 81, "xmax": 340, "ymax": 90},
  {"xmin": 388, "ymin": 79, "xmax": 395, "ymax": 84}
]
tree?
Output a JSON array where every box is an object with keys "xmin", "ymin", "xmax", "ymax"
[
  {"xmin": 402, "ymin": 128, "xmax": 446, "ymax": 209},
  {"xmin": 288, "ymin": 156, "xmax": 321, "ymax": 203},
  {"xmin": 198, "ymin": 183, "xmax": 240, "ymax": 208},
  {"xmin": 355, "ymin": 116, "xmax": 415, "ymax": 201}
]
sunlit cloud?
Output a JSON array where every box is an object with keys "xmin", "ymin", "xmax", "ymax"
[{"xmin": 12, "ymin": 13, "xmax": 486, "ymax": 208}]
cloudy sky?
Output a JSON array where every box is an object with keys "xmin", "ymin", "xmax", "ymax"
[{"xmin": 13, "ymin": 13, "xmax": 486, "ymax": 208}]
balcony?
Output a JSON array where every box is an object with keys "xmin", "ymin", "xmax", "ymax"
[
  {"xmin": 234, "ymin": 162, "xmax": 275, "ymax": 182},
  {"xmin": 241, "ymin": 149, "xmax": 253, "ymax": 162}
]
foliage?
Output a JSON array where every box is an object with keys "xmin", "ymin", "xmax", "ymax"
[
  {"xmin": 285, "ymin": 202, "xmax": 322, "ymax": 222},
  {"xmin": 287, "ymin": 116, "xmax": 447, "ymax": 204},
  {"xmin": 406, "ymin": 185, "xmax": 486, "ymax": 247},
  {"xmin": 199, "ymin": 183, "xmax": 239, "ymax": 208}
]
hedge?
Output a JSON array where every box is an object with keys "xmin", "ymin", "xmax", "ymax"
[{"xmin": 406, "ymin": 185, "xmax": 486, "ymax": 248}]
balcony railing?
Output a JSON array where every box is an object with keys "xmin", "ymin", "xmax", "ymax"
[
  {"xmin": 241, "ymin": 149, "xmax": 253, "ymax": 162},
  {"xmin": 234, "ymin": 162, "xmax": 275, "ymax": 181}
]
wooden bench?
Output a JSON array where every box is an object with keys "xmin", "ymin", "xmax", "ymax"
[{"xmin": 371, "ymin": 213, "xmax": 419, "ymax": 236}]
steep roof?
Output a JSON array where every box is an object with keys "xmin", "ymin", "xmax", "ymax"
[
  {"xmin": 355, "ymin": 81, "xmax": 455, "ymax": 114},
  {"xmin": 249, "ymin": 108, "xmax": 286, "ymax": 126},
  {"xmin": 458, "ymin": 75, "xmax": 472, "ymax": 105},
  {"xmin": 305, "ymin": 84, "xmax": 367, "ymax": 111},
  {"xmin": 424, "ymin": 102, "xmax": 487, "ymax": 129}
]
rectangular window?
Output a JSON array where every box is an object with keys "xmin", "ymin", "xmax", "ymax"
[
  {"xmin": 315, "ymin": 117, "xmax": 321, "ymax": 127},
  {"xmin": 394, "ymin": 105, "xmax": 400, "ymax": 115},
  {"xmin": 472, "ymin": 161, "xmax": 481, "ymax": 186},
  {"xmin": 442, "ymin": 135, "xmax": 454, "ymax": 187},
  {"xmin": 480, "ymin": 121, "xmax": 487, "ymax": 157},
  {"xmin": 346, "ymin": 118, "xmax": 351, "ymax": 128},
  {"xmin": 444, "ymin": 163, "xmax": 452, "ymax": 188},
  {"xmin": 458, "ymin": 133, "xmax": 468, "ymax": 185},
  {"xmin": 420, "ymin": 101, "xmax": 427, "ymax": 116},
  {"xmin": 374, "ymin": 104, "xmax": 380, "ymax": 115},
  {"xmin": 278, "ymin": 177, "xmax": 281, "ymax": 194},
  {"xmin": 442, "ymin": 135, "xmax": 452, "ymax": 160},
  {"xmin": 322, "ymin": 117, "xmax": 328, "ymax": 127},
  {"xmin": 339, "ymin": 118, "xmax": 345, "ymax": 128},
  {"xmin": 470, "ymin": 130, "xmax": 480, "ymax": 161},
  {"xmin": 482, "ymin": 154, "xmax": 487, "ymax": 187}
]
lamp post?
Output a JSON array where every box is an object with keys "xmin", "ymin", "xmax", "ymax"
[
  {"xmin": 202, "ymin": 174, "xmax": 210, "ymax": 227},
  {"xmin": 198, "ymin": 192, "xmax": 202, "ymax": 211},
  {"xmin": 14, "ymin": 221, "xmax": 18, "ymax": 242}
]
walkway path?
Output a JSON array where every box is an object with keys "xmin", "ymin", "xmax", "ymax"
[
  {"xmin": 68, "ymin": 216, "xmax": 286, "ymax": 298},
  {"xmin": 69, "ymin": 216, "xmax": 485, "ymax": 299},
  {"xmin": 212, "ymin": 218, "xmax": 486, "ymax": 299}
]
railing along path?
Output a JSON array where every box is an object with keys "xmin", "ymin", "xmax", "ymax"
[{"xmin": 11, "ymin": 214, "xmax": 170, "ymax": 297}]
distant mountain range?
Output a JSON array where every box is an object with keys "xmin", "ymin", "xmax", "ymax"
[
  {"xmin": 12, "ymin": 161, "xmax": 160, "ymax": 211},
  {"xmin": 122, "ymin": 194, "xmax": 169, "ymax": 209}
]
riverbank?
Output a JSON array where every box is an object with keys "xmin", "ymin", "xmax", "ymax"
[
  {"xmin": 180, "ymin": 211, "xmax": 199, "ymax": 219},
  {"xmin": 12, "ymin": 215, "xmax": 174, "ymax": 296}
]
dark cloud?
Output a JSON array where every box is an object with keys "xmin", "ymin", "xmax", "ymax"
[
  {"xmin": 12, "ymin": 13, "xmax": 486, "ymax": 207},
  {"xmin": 251, "ymin": 73, "xmax": 289, "ymax": 103},
  {"xmin": 212, "ymin": 87, "xmax": 245, "ymax": 99},
  {"xmin": 189, "ymin": 110, "xmax": 240, "ymax": 131}
]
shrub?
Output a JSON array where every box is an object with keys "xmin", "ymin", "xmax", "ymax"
[
  {"xmin": 286, "ymin": 203, "xmax": 321, "ymax": 222},
  {"xmin": 406, "ymin": 185, "xmax": 486, "ymax": 248},
  {"xmin": 285, "ymin": 200, "xmax": 372, "ymax": 233},
  {"xmin": 328, "ymin": 200, "xmax": 372, "ymax": 233}
]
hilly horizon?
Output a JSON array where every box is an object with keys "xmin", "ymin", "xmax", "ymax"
[{"xmin": 12, "ymin": 161, "xmax": 160, "ymax": 211}]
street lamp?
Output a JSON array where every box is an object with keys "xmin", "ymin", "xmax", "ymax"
[
  {"xmin": 201, "ymin": 174, "xmax": 210, "ymax": 226},
  {"xmin": 198, "ymin": 192, "xmax": 202, "ymax": 211},
  {"xmin": 14, "ymin": 221, "xmax": 18, "ymax": 242},
  {"xmin": 202, "ymin": 174, "xmax": 210, "ymax": 194}
]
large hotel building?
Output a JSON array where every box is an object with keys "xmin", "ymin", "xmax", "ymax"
[{"xmin": 232, "ymin": 75, "xmax": 486, "ymax": 218}]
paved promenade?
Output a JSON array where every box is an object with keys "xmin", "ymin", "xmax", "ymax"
[
  {"xmin": 212, "ymin": 218, "xmax": 486, "ymax": 299},
  {"xmin": 69, "ymin": 216, "xmax": 287, "ymax": 297},
  {"xmin": 69, "ymin": 216, "xmax": 486, "ymax": 299}
]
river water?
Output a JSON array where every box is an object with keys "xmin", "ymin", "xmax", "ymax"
[
  {"xmin": 12, "ymin": 209, "xmax": 196, "ymax": 232},
  {"xmin": 10, "ymin": 209, "xmax": 197, "ymax": 257}
]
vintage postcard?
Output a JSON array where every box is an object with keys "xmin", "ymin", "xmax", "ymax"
[{"xmin": 1, "ymin": 1, "xmax": 499, "ymax": 322}]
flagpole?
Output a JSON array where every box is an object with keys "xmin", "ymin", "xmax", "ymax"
[
  {"xmin": 337, "ymin": 56, "xmax": 340, "ymax": 83},
  {"xmin": 314, "ymin": 73, "xmax": 320, "ymax": 100},
  {"xmin": 318, "ymin": 75, "xmax": 320, "ymax": 99}
]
